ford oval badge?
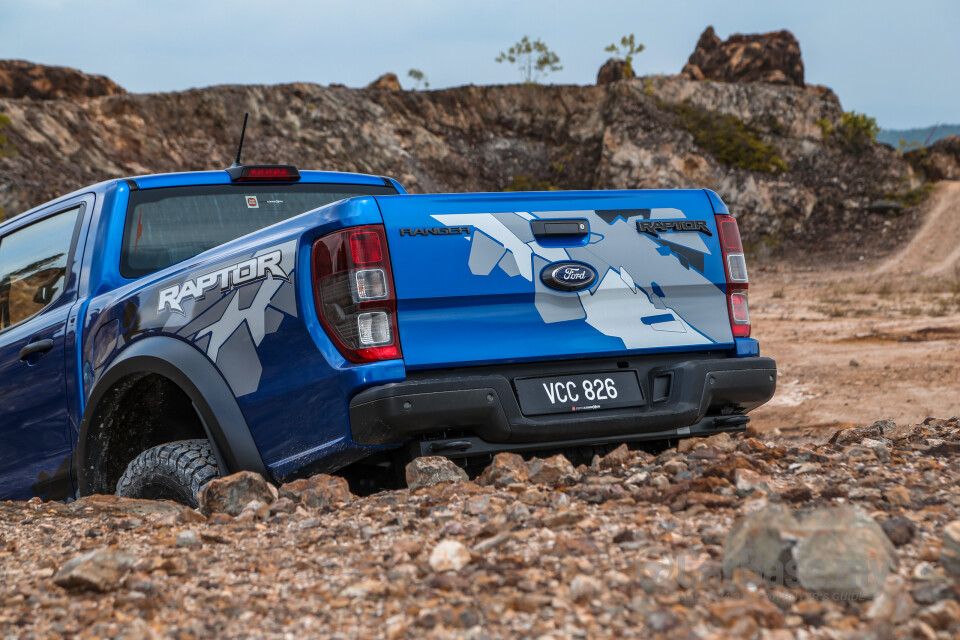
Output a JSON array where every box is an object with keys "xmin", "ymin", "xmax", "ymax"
[{"xmin": 541, "ymin": 262, "xmax": 597, "ymax": 292}]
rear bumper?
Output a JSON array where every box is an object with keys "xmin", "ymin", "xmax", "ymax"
[{"xmin": 348, "ymin": 353, "xmax": 776, "ymax": 450}]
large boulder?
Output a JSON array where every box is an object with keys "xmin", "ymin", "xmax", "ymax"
[
  {"xmin": 680, "ymin": 27, "xmax": 804, "ymax": 86},
  {"xmin": 0, "ymin": 60, "xmax": 125, "ymax": 100},
  {"xmin": 907, "ymin": 135, "xmax": 960, "ymax": 181},
  {"xmin": 366, "ymin": 73, "xmax": 401, "ymax": 91},
  {"xmin": 596, "ymin": 58, "xmax": 628, "ymax": 85},
  {"xmin": 723, "ymin": 504, "xmax": 897, "ymax": 599}
]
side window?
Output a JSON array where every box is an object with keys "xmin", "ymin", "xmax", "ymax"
[{"xmin": 0, "ymin": 206, "xmax": 81, "ymax": 330}]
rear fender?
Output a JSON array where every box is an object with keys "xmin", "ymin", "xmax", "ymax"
[{"xmin": 76, "ymin": 336, "xmax": 268, "ymax": 495}]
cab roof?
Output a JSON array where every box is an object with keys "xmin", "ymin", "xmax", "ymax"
[{"xmin": 1, "ymin": 168, "xmax": 400, "ymax": 230}]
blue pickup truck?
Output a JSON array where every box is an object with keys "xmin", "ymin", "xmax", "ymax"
[{"xmin": 0, "ymin": 163, "xmax": 776, "ymax": 505}]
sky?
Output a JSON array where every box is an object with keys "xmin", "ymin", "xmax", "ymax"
[{"xmin": 0, "ymin": 0, "xmax": 957, "ymax": 130}]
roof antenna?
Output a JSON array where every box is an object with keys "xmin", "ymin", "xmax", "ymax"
[{"xmin": 231, "ymin": 112, "xmax": 249, "ymax": 168}]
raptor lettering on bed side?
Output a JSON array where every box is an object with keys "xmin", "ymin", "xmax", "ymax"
[{"xmin": 156, "ymin": 241, "xmax": 299, "ymax": 396}]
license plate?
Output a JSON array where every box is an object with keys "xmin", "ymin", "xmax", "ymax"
[{"xmin": 515, "ymin": 371, "xmax": 644, "ymax": 416}]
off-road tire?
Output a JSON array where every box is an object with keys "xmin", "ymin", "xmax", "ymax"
[{"xmin": 115, "ymin": 439, "xmax": 220, "ymax": 508}]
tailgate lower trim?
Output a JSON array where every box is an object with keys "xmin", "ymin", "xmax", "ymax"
[{"xmin": 349, "ymin": 354, "xmax": 776, "ymax": 446}]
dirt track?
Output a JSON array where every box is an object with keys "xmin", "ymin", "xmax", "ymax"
[
  {"xmin": 749, "ymin": 181, "xmax": 960, "ymax": 441},
  {"xmin": 877, "ymin": 181, "xmax": 960, "ymax": 277}
]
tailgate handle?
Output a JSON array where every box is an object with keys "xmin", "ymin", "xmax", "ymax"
[{"xmin": 531, "ymin": 219, "xmax": 589, "ymax": 239}]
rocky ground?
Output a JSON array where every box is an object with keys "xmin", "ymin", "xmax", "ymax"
[
  {"xmin": 0, "ymin": 204, "xmax": 960, "ymax": 640},
  {"xmin": 3, "ymin": 209, "xmax": 960, "ymax": 638},
  {"xmin": 2, "ymin": 418, "xmax": 960, "ymax": 639},
  {"xmin": 1, "ymin": 185, "xmax": 959, "ymax": 640}
]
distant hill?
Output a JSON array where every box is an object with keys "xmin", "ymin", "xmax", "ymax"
[
  {"xmin": 0, "ymin": 61, "xmax": 917, "ymax": 259},
  {"xmin": 878, "ymin": 124, "xmax": 960, "ymax": 148}
]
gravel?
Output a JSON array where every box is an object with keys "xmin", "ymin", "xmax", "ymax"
[{"xmin": 2, "ymin": 417, "xmax": 960, "ymax": 638}]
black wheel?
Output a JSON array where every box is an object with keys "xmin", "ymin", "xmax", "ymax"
[{"xmin": 115, "ymin": 439, "xmax": 220, "ymax": 508}]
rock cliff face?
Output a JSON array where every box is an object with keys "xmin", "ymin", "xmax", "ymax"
[
  {"xmin": 0, "ymin": 60, "xmax": 125, "ymax": 101},
  {"xmin": 0, "ymin": 62, "xmax": 917, "ymax": 255}
]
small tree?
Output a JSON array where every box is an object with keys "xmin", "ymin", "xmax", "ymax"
[
  {"xmin": 495, "ymin": 36, "xmax": 562, "ymax": 85},
  {"xmin": 407, "ymin": 68, "xmax": 429, "ymax": 90},
  {"xmin": 605, "ymin": 34, "xmax": 645, "ymax": 78}
]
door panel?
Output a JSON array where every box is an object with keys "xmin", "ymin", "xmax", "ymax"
[
  {"xmin": 0, "ymin": 311, "xmax": 72, "ymax": 499},
  {"xmin": 0, "ymin": 205, "xmax": 83, "ymax": 500}
]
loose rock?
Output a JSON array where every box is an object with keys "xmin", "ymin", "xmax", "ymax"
[
  {"xmin": 477, "ymin": 452, "xmax": 528, "ymax": 486},
  {"xmin": 884, "ymin": 485, "xmax": 912, "ymax": 506},
  {"xmin": 280, "ymin": 474, "xmax": 353, "ymax": 509},
  {"xmin": 865, "ymin": 575, "xmax": 916, "ymax": 624},
  {"xmin": 723, "ymin": 503, "xmax": 896, "ymax": 599},
  {"xmin": 881, "ymin": 516, "xmax": 917, "ymax": 546},
  {"xmin": 53, "ymin": 549, "xmax": 137, "ymax": 592},
  {"xmin": 916, "ymin": 599, "xmax": 960, "ymax": 631},
  {"xmin": 828, "ymin": 420, "xmax": 892, "ymax": 446},
  {"xmin": 528, "ymin": 454, "xmax": 580, "ymax": 488},
  {"xmin": 198, "ymin": 471, "xmax": 276, "ymax": 517},
  {"xmin": 429, "ymin": 540, "xmax": 471, "ymax": 572},
  {"xmin": 733, "ymin": 468, "xmax": 768, "ymax": 497},
  {"xmin": 175, "ymin": 530, "xmax": 201, "ymax": 549},
  {"xmin": 405, "ymin": 457, "xmax": 468, "ymax": 491},
  {"xmin": 597, "ymin": 444, "xmax": 631, "ymax": 470},
  {"xmin": 569, "ymin": 574, "xmax": 602, "ymax": 602},
  {"xmin": 940, "ymin": 520, "xmax": 960, "ymax": 577}
]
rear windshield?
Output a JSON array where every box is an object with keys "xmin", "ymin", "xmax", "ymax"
[{"xmin": 121, "ymin": 183, "xmax": 397, "ymax": 278}]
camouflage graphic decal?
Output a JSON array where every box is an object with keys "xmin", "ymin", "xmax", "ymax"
[
  {"xmin": 158, "ymin": 240, "xmax": 298, "ymax": 397},
  {"xmin": 431, "ymin": 209, "xmax": 729, "ymax": 349}
]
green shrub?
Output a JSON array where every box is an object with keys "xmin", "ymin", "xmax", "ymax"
[
  {"xmin": 743, "ymin": 234, "xmax": 782, "ymax": 259},
  {"xmin": 897, "ymin": 138, "xmax": 923, "ymax": 153},
  {"xmin": 838, "ymin": 111, "xmax": 879, "ymax": 149},
  {"xmin": 504, "ymin": 175, "xmax": 559, "ymax": 191},
  {"xmin": 604, "ymin": 34, "xmax": 645, "ymax": 79},
  {"xmin": 885, "ymin": 184, "xmax": 933, "ymax": 208},
  {"xmin": 766, "ymin": 116, "xmax": 784, "ymax": 135},
  {"xmin": 0, "ymin": 113, "xmax": 16, "ymax": 158},
  {"xmin": 663, "ymin": 101, "xmax": 788, "ymax": 174},
  {"xmin": 496, "ymin": 36, "xmax": 562, "ymax": 85},
  {"xmin": 816, "ymin": 117, "xmax": 833, "ymax": 142}
]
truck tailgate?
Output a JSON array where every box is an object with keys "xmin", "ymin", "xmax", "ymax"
[{"xmin": 375, "ymin": 190, "xmax": 733, "ymax": 368}]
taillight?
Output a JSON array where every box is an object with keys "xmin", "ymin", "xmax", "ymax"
[
  {"xmin": 226, "ymin": 165, "xmax": 301, "ymax": 182},
  {"xmin": 715, "ymin": 214, "xmax": 751, "ymax": 338},
  {"xmin": 312, "ymin": 225, "xmax": 402, "ymax": 363}
]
